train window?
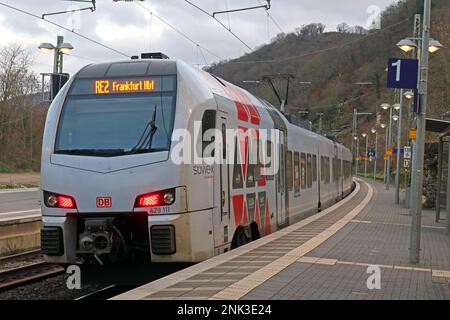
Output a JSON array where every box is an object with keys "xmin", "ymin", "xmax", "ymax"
[
  {"xmin": 301, "ymin": 153, "xmax": 306, "ymax": 189},
  {"xmin": 254, "ymin": 138, "xmax": 262, "ymax": 182},
  {"xmin": 246, "ymin": 136, "xmax": 255, "ymax": 188},
  {"xmin": 312, "ymin": 155, "xmax": 317, "ymax": 182},
  {"xmin": 55, "ymin": 93, "xmax": 175, "ymax": 156},
  {"xmin": 201, "ymin": 110, "xmax": 216, "ymax": 157},
  {"xmin": 265, "ymin": 141, "xmax": 274, "ymax": 181},
  {"xmin": 286, "ymin": 151, "xmax": 293, "ymax": 191},
  {"xmin": 320, "ymin": 156, "xmax": 325, "ymax": 182},
  {"xmin": 222, "ymin": 123, "xmax": 226, "ymax": 159},
  {"xmin": 307, "ymin": 154, "xmax": 312, "ymax": 188},
  {"xmin": 294, "ymin": 152, "xmax": 300, "ymax": 194},
  {"xmin": 326, "ymin": 157, "xmax": 330, "ymax": 184},
  {"xmin": 232, "ymin": 137, "xmax": 243, "ymax": 189}
]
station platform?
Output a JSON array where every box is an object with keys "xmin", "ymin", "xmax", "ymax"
[{"xmin": 113, "ymin": 179, "xmax": 450, "ymax": 300}]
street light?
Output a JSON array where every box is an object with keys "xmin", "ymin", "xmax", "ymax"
[
  {"xmin": 354, "ymin": 136, "xmax": 360, "ymax": 176},
  {"xmin": 362, "ymin": 133, "xmax": 368, "ymax": 178},
  {"xmin": 404, "ymin": 91, "xmax": 414, "ymax": 100},
  {"xmin": 380, "ymin": 103, "xmax": 395, "ymax": 190},
  {"xmin": 396, "ymin": 37, "xmax": 443, "ymax": 53},
  {"xmin": 371, "ymin": 128, "xmax": 378, "ymax": 181},
  {"xmin": 38, "ymin": 36, "xmax": 74, "ymax": 74}
]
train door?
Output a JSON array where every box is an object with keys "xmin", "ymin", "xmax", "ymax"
[
  {"xmin": 213, "ymin": 115, "xmax": 231, "ymax": 252},
  {"xmin": 276, "ymin": 131, "xmax": 287, "ymax": 227}
]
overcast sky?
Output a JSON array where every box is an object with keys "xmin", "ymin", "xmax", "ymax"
[{"xmin": 0, "ymin": 0, "xmax": 397, "ymax": 75}]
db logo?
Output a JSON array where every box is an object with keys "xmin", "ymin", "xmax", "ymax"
[{"xmin": 96, "ymin": 197, "xmax": 112, "ymax": 208}]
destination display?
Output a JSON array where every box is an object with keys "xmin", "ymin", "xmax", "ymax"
[{"xmin": 94, "ymin": 78, "xmax": 156, "ymax": 94}]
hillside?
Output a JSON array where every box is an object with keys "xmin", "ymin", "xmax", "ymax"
[{"xmin": 208, "ymin": 0, "xmax": 450, "ymax": 148}]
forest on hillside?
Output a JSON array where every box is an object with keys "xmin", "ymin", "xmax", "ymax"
[{"xmin": 208, "ymin": 0, "xmax": 450, "ymax": 148}]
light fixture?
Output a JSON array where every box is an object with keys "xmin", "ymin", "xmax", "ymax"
[
  {"xmin": 380, "ymin": 123, "xmax": 386, "ymax": 129},
  {"xmin": 362, "ymin": 133, "xmax": 367, "ymax": 138},
  {"xmin": 393, "ymin": 103, "xmax": 401, "ymax": 110},
  {"xmin": 38, "ymin": 42, "xmax": 55, "ymax": 53},
  {"xmin": 404, "ymin": 91, "xmax": 414, "ymax": 99},
  {"xmin": 354, "ymin": 136, "xmax": 358, "ymax": 140},
  {"xmin": 396, "ymin": 38, "xmax": 417, "ymax": 52},
  {"xmin": 371, "ymin": 128, "xmax": 376, "ymax": 134},
  {"xmin": 392, "ymin": 115, "xmax": 399, "ymax": 121},
  {"xmin": 59, "ymin": 42, "xmax": 74, "ymax": 54},
  {"xmin": 381, "ymin": 103, "xmax": 390, "ymax": 110},
  {"xmin": 428, "ymin": 38, "xmax": 443, "ymax": 53}
]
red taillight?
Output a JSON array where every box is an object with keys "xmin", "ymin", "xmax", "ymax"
[
  {"xmin": 138, "ymin": 194, "xmax": 160, "ymax": 207},
  {"xmin": 57, "ymin": 195, "xmax": 76, "ymax": 208}
]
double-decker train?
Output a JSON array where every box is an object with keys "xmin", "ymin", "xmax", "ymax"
[{"xmin": 40, "ymin": 55, "xmax": 353, "ymax": 265}]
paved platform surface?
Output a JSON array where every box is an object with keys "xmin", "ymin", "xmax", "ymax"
[
  {"xmin": 114, "ymin": 179, "xmax": 450, "ymax": 300},
  {"xmin": 0, "ymin": 188, "xmax": 40, "ymax": 222},
  {"xmin": 242, "ymin": 179, "xmax": 450, "ymax": 300}
]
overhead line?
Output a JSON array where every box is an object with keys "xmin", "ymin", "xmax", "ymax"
[
  {"xmin": 0, "ymin": 2, "xmax": 130, "ymax": 58},
  {"xmin": 257, "ymin": 0, "xmax": 284, "ymax": 33},
  {"xmin": 184, "ymin": 0, "xmax": 255, "ymax": 53},
  {"xmin": 136, "ymin": 2, "xmax": 223, "ymax": 61}
]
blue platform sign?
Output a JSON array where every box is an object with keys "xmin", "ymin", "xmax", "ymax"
[{"xmin": 387, "ymin": 58, "xmax": 419, "ymax": 89}]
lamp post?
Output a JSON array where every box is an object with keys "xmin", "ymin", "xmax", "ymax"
[
  {"xmin": 381, "ymin": 103, "xmax": 399, "ymax": 190},
  {"xmin": 362, "ymin": 133, "xmax": 368, "ymax": 178},
  {"xmin": 371, "ymin": 128, "xmax": 378, "ymax": 181},
  {"xmin": 381, "ymin": 123, "xmax": 387, "ymax": 184},
  {"xmin": 354, "ymin": 136, "xmax": 359, "ymax": 176},
  {"xmin": 38, "ymin": 36, "xmax": 74, "ymax": 74},
  {"xmin": 317, "ymin": 112, "xmax": 324, "ymax": 133}
]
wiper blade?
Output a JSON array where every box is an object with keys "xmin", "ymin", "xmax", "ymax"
[
  {"xmin": 55, "ymin": 149, "xmax": 126, "ymax": 156},
  {"xmin": 129, "ymin": 105, "xmax": 158, "ymax": 154}
]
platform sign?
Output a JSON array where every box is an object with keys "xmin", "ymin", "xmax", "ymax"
[
  {"xmin": 409, "ymin": 129, "xmax": 417, "ymax": 140},
  {"xmin": 387, "ymin": 148, "xmax": 393, "ymax": 156},
  {"xmin": 387, "ymin": 58, "xmax": 419, "ymax": 89},
  {"xmin": 404, "ymin": 146, "xmax": 411, "ymax": 159},
  {"xmin": 404, "ymin": 159, "xmax": 410, "ymax": 168}
]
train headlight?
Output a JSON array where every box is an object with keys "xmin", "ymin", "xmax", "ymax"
[
  {"xmin": 46, "ymin": 194, "xmax": 58, "ymax": 207},
  {"xmin": 163, "ymin": 191, "xmax": 175, "ymax": 205}
]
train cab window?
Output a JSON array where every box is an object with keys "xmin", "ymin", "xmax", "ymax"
[
  {"xmin": 301, "ymin": 153, "xmax": 306, "ymax": 189},
  {"xmin": 312, "ymin": 155, "xmax": 317, "ymax": 182},
  {"xmin": 232, "ymin": 137, "xmax": 243, "ymax": 189},
  {"xmin": 294, "ymin": 152, "xmax": 300, "ymax": 194},
  {"xmin": 286, "ymin": 151, "xmax": 293, "ymax": 191},
  {"xmin": 307, "ymin": 154, "xmax": 312, "ymax": 188},
  {"xmin": 201, "ymin": 110, "xmax": 216, "ymax": 157}
]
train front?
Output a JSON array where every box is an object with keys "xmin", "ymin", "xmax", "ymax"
[{"xmin": 40, "ymin": 59, "xmax": 200, "ymax": 265}]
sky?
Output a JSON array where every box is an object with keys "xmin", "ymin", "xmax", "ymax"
[{"xmin": 0, "ymin": 0, "xmax": 398, "ymax": 76}]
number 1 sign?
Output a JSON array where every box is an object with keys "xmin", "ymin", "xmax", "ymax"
[{"xmin": 387, "ymin": 58, "xmax": 419, "ymax": 89}]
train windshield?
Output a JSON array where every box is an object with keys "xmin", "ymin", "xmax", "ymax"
[{"xmin": 55, "ymin": 76, "xmax": 176, "ymax": 157}]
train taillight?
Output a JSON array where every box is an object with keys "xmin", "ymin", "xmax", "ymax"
[
  {"xmin": 134, "ymin": 189, "xmax": 175, "ymax": 208},
  {"xmin": 44, "ymin": 191, "xmax": 77, "ymax": 209}
]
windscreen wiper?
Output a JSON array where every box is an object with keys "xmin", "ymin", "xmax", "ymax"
[
  {"xmin": 128, "ymin": 105, "xmax": 158, "ymax": 154},
  {"xmin": 54, "ymin": 149, "xmax": 127, "ymax": 157}
]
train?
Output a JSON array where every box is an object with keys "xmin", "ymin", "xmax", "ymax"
[{"xmin": 40, "ymin": 54, "xmax": 353, "ymax": 265}]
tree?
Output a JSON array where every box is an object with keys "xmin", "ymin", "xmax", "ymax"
[{"xmin": 337, "ymin": 22, "xmax": 350, "ymax": 33}]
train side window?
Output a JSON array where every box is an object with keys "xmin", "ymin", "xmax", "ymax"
[
  {"xmin": 265, "ymin": 141, "xmax": 274, "ymax": 181},
  {"xmin": 246, "ymin": 137, "xmax": 255, "ymax": 188},
  {"xmin": 294, "ymin": 152, "xmax": 300, "ymax": 194},
  {"xmin": 286, "ymin": 150, "xmax": 293, "ymax": 191},
  {"xmin": 307, "ymin": 154, "xmax": 312, "ymax": 188},
  {"xmin": 301, "ymin": 153, "xmax": 306, "ymax": 189},
  {"xmin": 200, "ymin": 110, "xmax": 216, "ymax": 157},
  {"xmin": 326, "ymin": 157, "xmax": 330, "ymax": 184},
  {"xmin": 232, "ymin": 137, "xmax": 243, "ymax": 189},
  {"xmin": 312, "ymin": 155, "xmax": 317, "ymax": 182},
  {"xmin": 320, "ymin": 156, "xmax": 325, "ymax": 182},
  {"xmin": 254, "ymin": 137, "xmax": 262, "ymax": 182},
  {"xmin": 222, "ymin": 123, "xmax": 226, "ymax": 159}
]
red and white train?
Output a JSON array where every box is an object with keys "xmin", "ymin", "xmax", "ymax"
[{"xmin": 40, "ymin": 55, "xmax": 353, "ymax": 264}]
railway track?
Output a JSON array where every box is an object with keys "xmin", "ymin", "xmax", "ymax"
[
  {"xmin": 75, "ymin": 284, "xmax": 134, "ymax": 300},
  {"xmin": 0, "ymin": 262, "xmax": 65, "ymax": 292},
  {"xmin": 0, "ymin": 249, "xmax": 42, "ymax": 265}
]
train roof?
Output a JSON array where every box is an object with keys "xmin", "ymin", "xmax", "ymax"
[{"xmin": 75, "ymin": 59, "xmax": 177, "ymax": 79}]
